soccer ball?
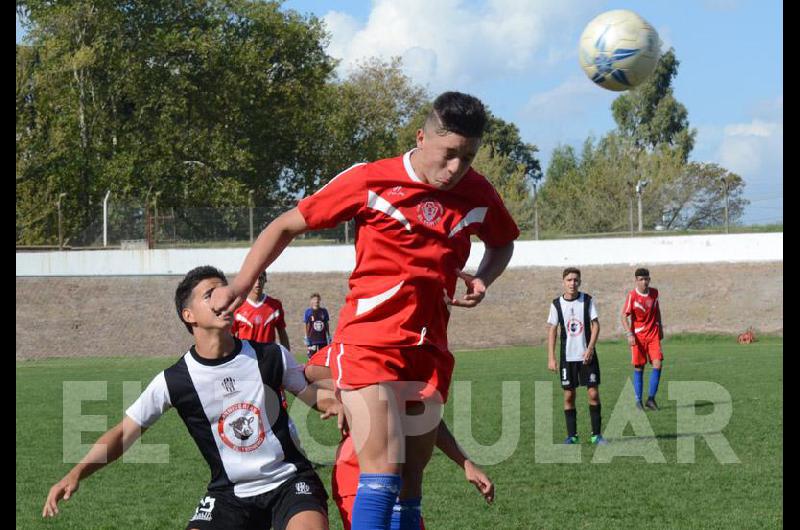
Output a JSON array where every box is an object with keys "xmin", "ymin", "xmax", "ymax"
[{"xmin": 578, "ymin": 9, "xmax": 661, "ymax": 91}]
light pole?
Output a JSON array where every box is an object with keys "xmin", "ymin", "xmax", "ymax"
[
  {"xmin": 249, "ymin": 189, "xmax": 255, "ymax": 243},
  {"xmin": 102, "ymin": 190, "xmax": 111, "ymax": 247},
  {"xmin": 57, "ymin": 192, "xmax": 67, "ymax": 250},
  {"xmin": 720, "ymin": 177, "xmax": 730, "ymax": 234},
  {"xmin": 154, "ymin": 191, "xmax": 162, "ymax": 246},
  {"xmin": 635, "ymin": 179, "xmax": 649, "ymax": 232},
  {"xmin": 533, "ymin": 181, "xmax": 540, "ymax": 240}
]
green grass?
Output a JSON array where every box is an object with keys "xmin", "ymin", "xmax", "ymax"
[{"xmin": 17, "ymin": 335, "xmax": 782, "ymax": 529}]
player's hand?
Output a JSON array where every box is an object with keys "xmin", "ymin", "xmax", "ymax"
[
  {"xmin": 547, "ymin": 358, "xmax": 557, "ymax": 372},
  {"xmin": 464, "ymin": 460, "xmax": 495, "ymax": 504},
  {"xmin": 209, "ymin": 285, "xmax": 245, "ymax": 318},
  {"xmin": 626, "ymin": 334, "xmax": 636, "ymax": 346},
  {"xmin": 42, "ymin": 473, "xmax": 79, "ymax": 518},
  {"xmin": 583, "ymin": 349, "xmax": 594, "ymax": 365},
  {"xmin": 320, "ymin": 402, "xmax": 348, "ymax": 436},
  {"xmin": 450, "ymin": 270, "xmax": 486, "ymax": 308}
]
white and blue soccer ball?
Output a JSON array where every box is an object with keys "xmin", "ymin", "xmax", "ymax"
[{"xmin": 578, "ymin": 9, "xmax": 661, "ymax": 92}]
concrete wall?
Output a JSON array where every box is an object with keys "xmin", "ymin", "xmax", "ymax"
[{"xmin": 16, "ymin": 233, "xmax": 783, "ymax": 277}]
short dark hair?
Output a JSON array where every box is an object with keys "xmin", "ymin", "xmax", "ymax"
[
  {"xmin": 175, "ymin": 266, "xmax": 227, "ymax": 334},
  {"xmin": 635, "ymin": 268, "xmax": 650, "ymax": 278},
  {"xmin": 424, "ymin": 91, "xmax": 487, "ymax": 138},
  {"xmin": 310, "ymin": 293, "xmax": 321, "ymax": 300},
  {"xmin": 562, "ymin": 267, "xmax": 581, "ymax": 279},
  {"xmin": 257, "ymin": 271, "xmax": 267, "ymax": 284}
]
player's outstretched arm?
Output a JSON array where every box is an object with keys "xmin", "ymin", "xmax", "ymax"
[
  {"xmin": 435, "ymin": 421, "xmax": 495, "ymax": 504},
  {"xmin": 42, "ymin": 416, "xmax": 145, "ymax": 518},
  {"xmin": 211, "ymin": 208, "xmax": 309, "ymax": 316}
]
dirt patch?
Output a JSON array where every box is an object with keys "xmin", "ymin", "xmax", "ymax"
[{"xmin": 16, "ymin": 262, "xmax": 782, "ymax": 360}]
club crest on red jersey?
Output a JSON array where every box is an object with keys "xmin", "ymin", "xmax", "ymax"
[{"xmin": 417, "ymin": 198, "xmax": 444, "ymax": 227}]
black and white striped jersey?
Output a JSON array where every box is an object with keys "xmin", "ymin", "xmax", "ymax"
[{"xmin": 125, "ymin": 338, "xmax": 312, "ymax": 498}]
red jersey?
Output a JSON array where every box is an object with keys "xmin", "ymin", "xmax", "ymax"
[
  {"xmin": 298, "ymin": 151, "xmax": 520, "ymax": 352},
  {"xmin": 231, "ymin": 295, "xmax": 286, "ymax": 343},
  {"xmin": 622, "ymin": 288, "xmax": 661, "ymax": 341}
]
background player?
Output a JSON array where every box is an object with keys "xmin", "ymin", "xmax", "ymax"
[
  {"xmin": 547, "ymin": 267, "xmax": 606, "ymax": 445},
  {"xmin": 231, "ymin": 270, "xmax": 291, "ymax": 350},
  {"xmin": 304, "ymin": 293, "xmax": 331, "ymax": 359},
  {"xmin": 621, "ymin": 267, "xmax": 664, "ymax": 410}
]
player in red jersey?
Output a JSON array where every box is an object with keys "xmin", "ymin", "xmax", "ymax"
[
  {"xmin": 211, "ymin": 91, "xmax": 518, "ymax": 529},
  {"xmin": 231, "ymin": 271, "xmax": 290, "ymax": 349},
  {"xmin": 304, "ymin": 347, "xmax": 495, "ymax": 530},
  {"xmin": 621, "ymin": 267, "xmax": 664, "ymax": 411}
]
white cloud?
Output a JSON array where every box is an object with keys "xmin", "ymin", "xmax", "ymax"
[
  {"xmin": 718, "ymin": 119, "xmax": 782, "ymax": 178},
  {"xmin": 321, "ymin": 0, "xmax": 604, "ymax": 89},
  {"xmin": 697, "ymin": 97, "xmax": 783, "ymax": 223}
]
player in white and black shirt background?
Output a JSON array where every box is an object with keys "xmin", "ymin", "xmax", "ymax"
[
  {"xmin": 43, "ymin": 266, "xmax": 341, "ymax": 529},
  {"xmin": 546, "ymin": 267, "xmax": 607, "ymax": 446}
]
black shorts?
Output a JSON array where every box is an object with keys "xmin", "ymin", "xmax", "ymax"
[
  {"xmin": 559, "ymin": 356, "xmax": 600, "ymax": 389},
  {"xmin": 186, "ymin": 469, "xmax": 328, "ymax": 530}
]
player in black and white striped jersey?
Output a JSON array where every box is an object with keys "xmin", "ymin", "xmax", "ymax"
[{"xmin": 43, "ymin": 266, "xmax": 341, "ymax": 529}]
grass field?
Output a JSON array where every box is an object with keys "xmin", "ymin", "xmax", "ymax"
[{"xmin": 16, "ymin": 335, "xmax": 782, "ymax": 529}]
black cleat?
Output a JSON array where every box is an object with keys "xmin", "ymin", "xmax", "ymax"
[
  {"xmin": 645, "ymin": 398, "xmax": 659, "ymax": 411},
  {"xmin": 636, "ymin": 401, "xmax": 644, "ymax": 410}
]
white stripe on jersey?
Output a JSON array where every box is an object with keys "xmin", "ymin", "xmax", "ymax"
[
  {"xmin": 262, "ymin": 309, "xmax": 281, "ymax": 325},
  {"xmin": 313, "ymin": 162, "xmax": 367, "ymax": 195},
  {"xmin": 235, "ymin": 313, "xmax": 254, "ymax": 328},
  {"xmin": 449, "ymin": 207, "xmax": 488, "ymax": 238},
  {"xmin": 366, "ymin": 190, "xmax": 412, "ymax": 232},
  {"xmin": 355, "ymin": 281, "xmax": 404, "ymax": 316},
  {"xmin": 336, "ymin": 343, "xmax": 345, "ymax": 387},
  {"xmin": 324, "ymin": 345, "xmax": 332, "ymax": 367}
]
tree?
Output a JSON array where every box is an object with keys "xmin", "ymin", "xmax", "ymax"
[
  {"xmin": 16, "ymin": 0, "xmax": 335, "ymax": 245},
  {"xmin": 611, "ymin": 48, "xmax": 696, "ymax": 161},
  {"xmin": 537, "ymin": 48, "xmax": 747, "ymax": 235}
]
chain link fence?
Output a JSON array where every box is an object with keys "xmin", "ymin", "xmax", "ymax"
[
  {"xmin": 16, "ymin": 199, "xmax": 782, "ymax": 251},
  {"xmin": 26, "ymin": 204, "xmax": 355, "ymax": 250}
]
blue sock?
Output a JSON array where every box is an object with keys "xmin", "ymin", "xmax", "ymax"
[
  {"xmin": 649, "ymin": 368, "xmax": 662, "ymax": 399},
  {"xmin": 390, "ymin": 497, "xmax": 422, "ymax": 530},
  {"xmin": 633, "ymin": 371, "xmax": 643, "ymax": 403},
  {"xmin": 351, "ymin": 473, "xmax": 402, "ymax": 530}
]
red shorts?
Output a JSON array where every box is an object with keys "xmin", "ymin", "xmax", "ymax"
[
  {"xmin": 328, "ymin": 342, "xmax": 455, "ymax": 403},
  {"xmin": 631, "ymin": 337, "xmax": 663, "ymax": 365}
]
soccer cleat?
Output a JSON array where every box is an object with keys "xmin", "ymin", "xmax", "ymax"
[
  {"xmin": 564, "ymin": 435, "xmax": 580, "ymax": 444},
  {"xmin": 645, "ymin": 398, "xmax": 659, "ymax": 411},
  {"xmin": 636, "ymin": 401, "xmax": 644, "ymax": 410},
  {"xmin": 591, "ymin": 434, "xmax": 609, "ymax": 445}
]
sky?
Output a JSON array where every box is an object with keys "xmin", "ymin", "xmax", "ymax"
[{"xmin": 17, "ymin": 1, "xmax": 783, "ymax": 225}]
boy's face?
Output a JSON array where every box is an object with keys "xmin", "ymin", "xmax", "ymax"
[
  {"xmin": 636, "ymin": 275, "xmax": 651, "ymax": 291},
  {"xmin": 249, "ymin": 275, "xmax": 266, "ymax": 299},
  {"xmin": 310, "ymin": 296, "xmax": 320, "ymax": 309},
  {"xmin": 183, "ymin": 277, "xmax": 233, "ymax": 332},
  {"xmin": 415, "ymin": 128, "xmax": 481, "ymax": 190},
  {"xmin": 562, "ymin": 273, "xmax": 581, "ymax": 296}
]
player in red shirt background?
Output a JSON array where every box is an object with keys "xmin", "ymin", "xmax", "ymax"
[
  {"xmin": 621, "ymin": 267, "xmax": 664, "ymax": 411},
  {"xmin": 231, "ymin": 271, "xmax": 290, "ymax": 349},
  {"xmin": 211, "ymin": 91, "xmax": 518, "ymax": 529}
]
